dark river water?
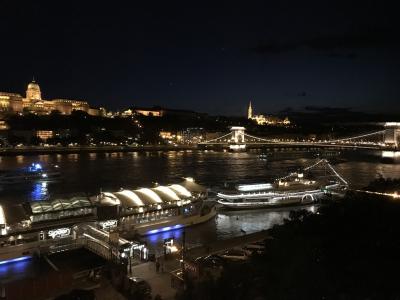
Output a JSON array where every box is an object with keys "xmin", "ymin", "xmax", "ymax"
[{"xmin": 1, "ymin": 149, "xmax": 400, "ymax": 252}]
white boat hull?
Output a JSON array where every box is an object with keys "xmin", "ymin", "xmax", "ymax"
[{"xmin": 133, "ymin": 207, "xmax": 217, "ymax": 236}]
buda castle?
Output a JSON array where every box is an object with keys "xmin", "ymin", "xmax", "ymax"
[{"xmin": 0, "ymin": 80, "xmax": 100, "ymax": 116}]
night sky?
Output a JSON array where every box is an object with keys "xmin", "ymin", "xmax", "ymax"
[{"xmin": 1, "ymin": 1, "xmax": 399, "ymax": 115}]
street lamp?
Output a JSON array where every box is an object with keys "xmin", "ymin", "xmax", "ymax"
[{"xmin": 129, "ymin": 244, "xmax": 134, "ymax": 275}]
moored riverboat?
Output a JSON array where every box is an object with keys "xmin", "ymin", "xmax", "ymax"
[
  {"xmin": 97, "ymin": 178, "xmax": 215, "ymax": 236},
  {"xmin": 217, "ymin": 159, "xmax": 348, "ymax": 210}
]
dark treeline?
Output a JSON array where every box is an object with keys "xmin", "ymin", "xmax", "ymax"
[
  {"xmin": 364, "ymin": 177, "xmax": 400, "ymax": 193},
  {"xmin": 2, "ymin": 111, "xmax": 385, "ymax": 146},
  {"xmin": 6, "ymin": 110, "xmax": 135, "ymax": 131},
  {"xmin": 177, "ymin": 192, "xmax": 400, "ymax": 300}
]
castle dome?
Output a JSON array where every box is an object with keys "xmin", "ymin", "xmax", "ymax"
[
  {"xmin": 27, "ymin": 80, "xmax": 40, "ymax": 90},
  {"xmin": 26, "ymin": 79, "xmax": 42, "ymax": 100}
]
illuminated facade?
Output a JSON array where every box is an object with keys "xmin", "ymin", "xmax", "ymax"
[
  {"xmin": 0, "ymin": 80, "xmax": 99, "ymax": 116},
  {"xmin": 247, "ymin": 101, "xmax": 290, "ymax": 126},
  {"xmin": 0, "ymin": 120, "xmax": 9, "ymax": 130},
  {"xmin": 36, "ymin": 130, "xmax": 53, "ymax": 141},
  {"xmin": 134, "ymin": 108, "xmax": 163, "ymax": 117}
]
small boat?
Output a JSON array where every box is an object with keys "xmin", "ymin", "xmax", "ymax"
[{"xmin": 0, "ymin": 163, "xmax": 61, "ymax": 185}]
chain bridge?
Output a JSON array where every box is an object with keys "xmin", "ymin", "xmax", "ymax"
[{"xmin": 198, "ymin": 122, "xmax": 400, "ymax": 151}]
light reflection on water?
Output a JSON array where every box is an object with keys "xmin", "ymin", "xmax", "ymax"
[
  {"xmin": 0, "ymin": 151, "xmax": 398, "ymax": 198},
  {"xmin": 31, "ymin": 182, "xmax": 49, "ymax": 201},
  {"xmin": 144, "ymin": 205, "xmax": 316, "ymax": 253}
]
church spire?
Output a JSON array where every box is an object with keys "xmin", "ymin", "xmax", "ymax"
[{"xmin": 247, "ymin": 100, "xmax": 253, "ymax": 119}]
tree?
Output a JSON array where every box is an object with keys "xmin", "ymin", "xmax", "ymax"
[
  {"xmin": 178, "ymin": 190, "xmax": 400, "ymax": 300},
  {"xmin": 30, "ymin": 135, "xmax": 43, "ymax": 146}
]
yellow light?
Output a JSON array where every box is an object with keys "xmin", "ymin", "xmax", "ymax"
[
  {"xmin": 169, "ymin": 245, "xmax": 178, "ymax": 253},
  {"xmin": 0, "ymin": 205, "xmax": 6, "ymax": 225}
]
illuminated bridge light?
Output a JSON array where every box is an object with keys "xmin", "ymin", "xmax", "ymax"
[
  {"xmin": 385, "ymin": 122, "xmax": 400, "ymax": 127},
  {"xmin": 356, "ymin": 189, "xmax": 400, "ymax": 199}
]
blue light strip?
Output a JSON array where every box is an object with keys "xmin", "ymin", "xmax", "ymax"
[
  {"xmin": 147, "ymin": 224, "xmax": 183, "ymax": 235},
  {"xmin": 0, "ymin": 256, "xmax": 32, "ymax": 265}
]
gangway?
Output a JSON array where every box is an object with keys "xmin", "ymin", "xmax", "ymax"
[{"xmin": 79, "ymin": 224, "xmax": 132, "ymax": 260}]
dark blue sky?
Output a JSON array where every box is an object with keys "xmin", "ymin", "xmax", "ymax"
[{"xmin": 1, "ymin": 1, "xmax": 399, "ymax": 115}]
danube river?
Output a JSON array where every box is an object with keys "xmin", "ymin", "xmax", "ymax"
[{"xmin": 1, "ymin": 149, "xmax": 399, "ymax": 251}]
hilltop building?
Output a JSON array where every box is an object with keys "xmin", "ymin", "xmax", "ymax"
[
  {"xmin": 0, "ymin": 80, "xmax": 100, "ymax": 116},
  {"xmin": 121, "ymin": 106, "xmax": 206, "ymax": 119},
  {"xmin": 247, "ymin": 101, "xmax": 290, "ymax": 126}
]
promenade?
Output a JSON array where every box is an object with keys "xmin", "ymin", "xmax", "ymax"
[
  {"xmin": 0, "ymin": 145, "xmax": 198, "ymax": 156},
  {"xmin": 132, "ymin": 259, "xmax": 180, "ymax": 300},
  {"xmin": 128, "ymin": 230, "xmax": 271, "ymax": 299}
]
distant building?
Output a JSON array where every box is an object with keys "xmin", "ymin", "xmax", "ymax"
[
  {"xmin": 133, "ymin": 107, "xmax": 164, "ymax": 117},
  {"xmin": 179, "ymin": 127, "xmax": 205, "ymax": 144},
  {"xmin": 122, "ymin": 106, "xmax": 206, "ymax": 119},
  {"xmin": 0, "ymin": 80, "xmax": 99, "ymax": 116},
  {"xmin": 159, "ymin": 130, "xmax": 181, "ymax": 144},
  {"xmin": 247, "ymin": 101, "xmax": 290, "ymax": 126},
  {"xmin": 159, "ymin": 128, "xmax": 211, "ymax": 144},
  {"xmin": 0, "ymin": 120, "xmax": 8, "ymax": 131},
  {"xmin": 36, "ymin": 130, "xmax": 53, "ymax": 141}
]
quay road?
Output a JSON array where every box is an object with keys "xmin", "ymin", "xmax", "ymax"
[
  {"xmin": 129, "ymin": 230, "xmax": 271, "ymax": 300},
  {"xmin": 0, "ymin": 144, "xmax": 197, "ymax": 156},
  {"xmin": 0, "ymin": 142, "xmax": 395, "ymax": 156}
]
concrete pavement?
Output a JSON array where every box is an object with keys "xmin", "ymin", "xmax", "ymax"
[{"xmin": 131, "ymin": 258, "xmax": 180, "ymax": 300}]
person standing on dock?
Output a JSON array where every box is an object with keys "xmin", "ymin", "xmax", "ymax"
[{"xmin": 156, "ymin": 259, "xmax": 160, "ymax": 273}]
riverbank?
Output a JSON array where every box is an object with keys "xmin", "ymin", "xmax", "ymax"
[{"xmin": 0, "ymin": 144, "xmax": 198, "ymax": 156}]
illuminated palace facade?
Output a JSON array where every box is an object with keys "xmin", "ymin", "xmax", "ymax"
[{"xmin": 0, "ymin": 80, "xmax": 100, "ymax": 116}]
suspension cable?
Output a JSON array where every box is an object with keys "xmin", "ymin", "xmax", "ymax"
[
  {"xmin": 201, "ymin": 132, "xmax": 232, "ymax": 144},
  {"xmin": 330, "ymin": 130, "xmax": 385, "ymax": 143}
]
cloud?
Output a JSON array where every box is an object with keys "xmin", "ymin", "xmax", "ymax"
[
  {"xmin": 252, "ymin": 29, "xmax": 399, "ymax": 57},
  {"xmin": 304, "ymin": 106, "xmax": 352, "ymax": 113}
]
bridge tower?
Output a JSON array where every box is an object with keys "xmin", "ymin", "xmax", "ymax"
[
  {"xmin": 384, "ymin": 122, "xmax": 400, "ymax": 148},
  {"xmin": 230, "ymin": 126, "xmax": 245, "ymax": 143}
]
